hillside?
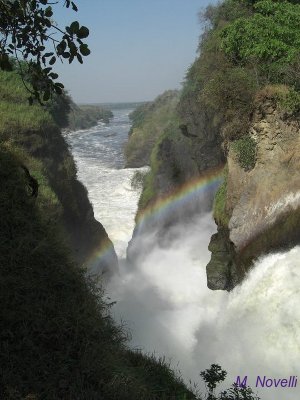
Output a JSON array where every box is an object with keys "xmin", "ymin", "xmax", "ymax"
[
  {"xmin": 0, "ymin": 69, "xmax": 197, "ymax": 399},
  {"xmin": 125, "ymin": 90, "xmax": 180, "ymax": 168},
  {"xmin": 127, "ymin": 0, "xmax": 300, "ymax": 289}
]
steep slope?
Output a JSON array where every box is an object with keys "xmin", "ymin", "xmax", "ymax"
[
  {"xmin": 0, "ymin": 69, "xmax": 118, "ymax": 275},
  {"xmin": 125, "ymin": 90, "xmax": 180, "ymax": 168},
  {"xmin": 0, "ymin": 69, "xmax": 198, "ymax": 399},
  {"xmin": 207, "ymin": 89, "xmax": 300, "ymax": 289},
  {"xmin": 127, "ymin": 0, "xmax": 300, "ymax": 289}
]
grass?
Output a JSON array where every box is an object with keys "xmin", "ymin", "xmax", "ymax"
[
  {"xmin": 0, "ymin": 149, "xmax": 199, "ymax": 399},
  {"xmin": 213, "ymin": 166, "xmax": 230, "ymax": 227}
]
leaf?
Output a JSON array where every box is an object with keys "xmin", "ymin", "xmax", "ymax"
[
  {"xmin": 49, "ymin": 72, "xmax": 58, "ymax": 79},
  {"xmin": 54, "ymin": 85, "xmax": 63, "ymax": 95},
  {"xmin": 43, "ymin": 90, "xmax": 50, "ymax": 101},
  {"xmin": 79, "ymin": 44, "xmax": 91, "ymax": 56},
  {"xmin": 70, "ymin": 21, "xmax": 80, "ymax": 34},
  {"xmin": 55, "ymin": 83, "xmax": 64, "ymax": 89},
  {"xmin": 77, "ymin": 26, "xmax": 89, "ymax": 39},
  {"xmin": 62, "ymin": 52, "xmax": 70, "ymax": 59},
  {"xmin": 44, "ymin": 6, "xmax": 53, "ymax": 17},
  {"xmin": 57, "ymin": 40, "xmax": 67, "ymax": 55},
  {"xmin": 68, "ymin": 42, "xmax": 77, "ymax": 56},
  {"xmin": 77, "ymin": 53, "xmax": 83, "ymax": 64},
  {"xmin": 55, "ymin": 82, "xmax": 64, "ymax": 88},
  {"xmin": 49, "ymin": 56, "xmax": 56, "ymax": 65},
  {"xmin": 43, "ymin": 67, "xmax": 52, "ymax": 74},
  {"xmin": 71, "ymin": 2, "xmax": 78, "ymax": 12}
]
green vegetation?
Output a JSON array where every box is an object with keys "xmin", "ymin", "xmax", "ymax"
[
  {"xmin": 175, "ymin": 0, "xmax": 300, "ymax": 230},
  {"xmin": 131, "ymin": 169, "xmax": 147, "ymax": 190},
  {"xmin": 0, "ymin": 0, "xmax": 90, "ymax": 102},
  {"xmin": 67, "ymin": 103, "xmax": 113, "ymax": 130},
  {"xmin": 213, "ymin": 167, "xmax": 230, "ymax": 227},
  {"xmin": 137, "ymin": 148, "xmax": 160, "ymax": 211},
  {"xmin": 232, "ymin": 136, "xmax": 256, "ymax": 170},
  {"xmin": 200, "ymin": 364, "xmax": 260, "ymax": 400},
  {"xmin": 180, "ymin": 0, "xmax": 300, "ymax": 141},
  {"xmin": 136, "ymin": 118, "xmax": 184, "ymax": 214},
  {"xmin": 221, "ymin": 0, "xmax": 300, "ymax": 86},
  {"xmin": 128, "ymin": 101, "xmax": 152, "ymax": 133},
  {"xmin": 0, "ymin": 68, "xmax": 202, "ymax": 400},
  {"xmin": 125, "ymin": 90, "xmax": 180, "ymax": 167},
  {"xmin": 0, "ymin": 145, "xmax": 198, "ymax": 400}
]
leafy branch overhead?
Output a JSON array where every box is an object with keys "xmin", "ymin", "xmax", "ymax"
[{"xmin": 0, "ymin": 0, "xmax": 91, "ymax": 103}]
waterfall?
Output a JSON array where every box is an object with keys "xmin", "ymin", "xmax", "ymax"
[{"xmin": 66, "ymin": 107, "xmax": 300, "ymax": 400}]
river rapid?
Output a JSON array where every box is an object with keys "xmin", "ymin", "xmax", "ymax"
[{"xmin": 66, "ymin": 107, "xmax": 300, "ymax": 400}]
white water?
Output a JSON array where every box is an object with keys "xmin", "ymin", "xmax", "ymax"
[
  {"xmin": 65, "ymin": 109, "xmax": 146, "ymax": 258},
  {"xmin": 66, "ymin": 108, "xmax": 300, "ymax": 400}
]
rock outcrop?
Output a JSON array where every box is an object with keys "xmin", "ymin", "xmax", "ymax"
[
  {"xmin": 15, "ymin": 125, "xmax": 118, "ymax": 276},
  {"xmin": 207, "ymin": 98, "xmax": 300, "ymax": 290}
]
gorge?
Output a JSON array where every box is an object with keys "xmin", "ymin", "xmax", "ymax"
[
  {"xmin": 66, "ymin": 103, "xmax": 300, "ymax": 400},
  {"xmin": 1, "ymin": 0, "xmax": 300, "ymax": 399}
]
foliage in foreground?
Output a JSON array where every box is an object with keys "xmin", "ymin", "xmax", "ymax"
[
  {"xmin": 201, "ymin": 364, "xmax": 260, "ymax": 400},
  {"xmin": 0, "ymin": 0, "xmax": 90, "ymax": 103}
]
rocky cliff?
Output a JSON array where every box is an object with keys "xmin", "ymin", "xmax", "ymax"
[
  {"xmin": 128, "ymin": 0, "xmax": 300, "ymax": 290},
  {"xmin": 0, "ymin": 69, "xmax": 118, "ymax": 276},
  {"xmin": 207, "ymin": 93, "xmax": 300, "ymax": 289},
  {"xmin": 22, "ymin": 125, "xmax": 118, "ymax": 276}
]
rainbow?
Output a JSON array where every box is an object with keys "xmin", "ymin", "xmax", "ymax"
[
  {"xmin": 86, "ymin": 166, "xmax": 224, "ymax": 271},
  {"xmin": 136, "ymin": 166, "xmax": 224, "ymax": 229},
  {"xmin": 85, "ymin": 238, "xmax": 118, "ymax": 277}
]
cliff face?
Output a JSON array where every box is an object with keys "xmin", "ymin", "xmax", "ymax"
[
  {"xmin": 125, "ymin": 90, "xmax": 180, "ymax": 168},
  {"xmin": 0, "ymin": 69, "xmax": 118, "ymax": 276},
  {"xmin": 19, "ymin": 125, "xmax": 118, "ymax": 276},
  {"xmin": 207, "ymin": 98, "xmax": 300, "ymax": 289},
  {"xmin": 127, "ymin": 97, "xmax": 225, "ymax": 262}
]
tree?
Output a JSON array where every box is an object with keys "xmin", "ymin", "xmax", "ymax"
[
  {"xmin": 220, "ymin": 0, "xmax": 300, "ymax": 84},
  {"xmin": 200, "ymin": 364, "xmax": 227, "ymax": 400},
  {"xmin": 0, "ymin": 0, "xmax": 90, "ymax": 103},
  {"xmin": 200, "ymin": 364, "xmax": 260, "ymax": 400}
]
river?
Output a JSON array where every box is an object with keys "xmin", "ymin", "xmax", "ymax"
[
  {"xmin": 65, "ymin": 106, "xmax": 300, "ymax": 400},
  {"xmin": 65, "ymin": 107, "xmax": 146, "ymax": 258}
]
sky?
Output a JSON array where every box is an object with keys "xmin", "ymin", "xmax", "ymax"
[{"xmin": 52, "ymin": 0, "xmax": 218, "ymax": 103}]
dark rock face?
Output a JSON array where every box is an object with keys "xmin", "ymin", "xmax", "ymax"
[
  {"xmin": 206, "ymin": 228, "xmax": 239, "ymax": 291},
  {"xmin": 127, "ymin": 99, "xmax": 225, "ymax": 264},
  {"xmin": 178, "ymin": 94, "xmax": 225, "ymax": 175},
  {"xmin": 20, "ymin": 126, "xmax": 118, "ymax": 275}
]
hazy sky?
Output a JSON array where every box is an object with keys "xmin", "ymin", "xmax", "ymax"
[{"xmin": 53, "ymin": 0, "xmax": 217, "ymax": 103}]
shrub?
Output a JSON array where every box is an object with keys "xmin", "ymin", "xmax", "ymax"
[
  {"xmin": 213, "ymin": 167, "xmax": 230, "ymax": 227},
  {"xmin": 131, "ymin": 170, "xmax": 147, "ymax": 190},
  {"xmin": 232, "ymin": 136, "xmax": 256, "ymax": 170}
]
